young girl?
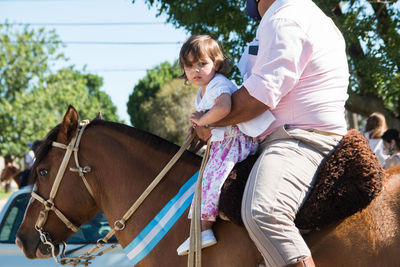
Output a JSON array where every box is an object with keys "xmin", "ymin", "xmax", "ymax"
[{"xmin": 176, "ymin": 35, "xmax": 275, "ymax": 256}]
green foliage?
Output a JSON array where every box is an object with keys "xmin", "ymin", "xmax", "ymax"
[
  {"xmin": 139, "ymin": 0, "xmax": 400, "ymax": 123},
  {"xmin": 144, "ymin": 0, "xmax": 257, "ymax": 84},
  {"xmin": 141, "ymin": 79, "xmax": 198, "ymax": 144},
  {"xmin": 0, "ymin": 23, "xmax": 120, "ymax": 157},
  {"xmin": 331, "ymin": 1, "xmax": 400, "ymax": 96},
  {"xmin": 127, "ymin": 61, "xmax": 183, "ymax": 129},
  {"xmin": 0, "ymin": 189, "xmax": 11, "ymax": 200}
]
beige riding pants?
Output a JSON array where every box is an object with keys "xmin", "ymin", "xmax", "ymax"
[{"xmin": 241, "ymin": 126, "xmax": 341, "ymax": 266}]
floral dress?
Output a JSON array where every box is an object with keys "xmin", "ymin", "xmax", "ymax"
[
  {"xmin": 189, "ymin": 125, "xmax": 258, "ymax": 221},
  {"xmin": 188, "ymin": 73, "xmax": 273, "ymax": 222}
]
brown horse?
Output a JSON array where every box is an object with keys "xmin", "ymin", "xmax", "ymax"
[
  {"xmin": 1, "ymin": 163, "xmax": 21, "ymax": 191},
  {"xmin": 16, "ymin": 106, "xmax": 400, "ymax": 266}
]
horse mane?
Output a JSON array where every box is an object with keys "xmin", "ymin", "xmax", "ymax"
[
  {"xmin": 30, "ymin": 119, "xmax": 198, "ymax": 183},
  {"xmin": 86, "ymin": 119, "xmax": 186, "ymax": 155}
]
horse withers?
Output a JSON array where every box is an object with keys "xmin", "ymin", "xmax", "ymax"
[{"xmin": 16, "ymin": 106, "xmax": 400, "ymax": 266}]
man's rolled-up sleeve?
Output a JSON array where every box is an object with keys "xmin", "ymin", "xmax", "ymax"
[{"xmin": 243, "ymin": 18, "xmax": 313, "ymax": 109}]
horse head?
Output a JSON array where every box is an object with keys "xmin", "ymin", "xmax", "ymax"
[
  {"xmin": 16, "ymin": 105, "xmax": 99, "ymax": 259},
  {"xmin": 0, "ymin": 163, "xmax": 19, "ymax": 183}
]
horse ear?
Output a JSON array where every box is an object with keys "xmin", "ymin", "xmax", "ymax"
[
  {"xmin": 58, "ymin": 105, "xmax": 79, "ymax": 144},
  {"xmin": 94, "ymin": 111, "xmax": 103, "ymax": 120}
]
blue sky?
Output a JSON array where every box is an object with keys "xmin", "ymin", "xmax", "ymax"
[{"xmin": 0, "ymin": 0, "xmax": 189, "ymax": 124}]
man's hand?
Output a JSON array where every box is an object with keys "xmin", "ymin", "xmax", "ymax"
[{"xmin": 194, "ymin": 126, "xmax": 212, "ymax": 142}]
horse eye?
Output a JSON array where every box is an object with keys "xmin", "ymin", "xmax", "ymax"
[{"xmin": 38, "ymin": 169, "xmax": 48, "ymax": 177}]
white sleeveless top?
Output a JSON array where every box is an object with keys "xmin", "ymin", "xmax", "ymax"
[{"xmin": 195, "ymin": 73, "xmax": 275, "ymax": 142}]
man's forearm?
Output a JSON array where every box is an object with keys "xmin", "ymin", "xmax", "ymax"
[{"xmin": 212, "ymin": 86, "xmax": 269, "ymax": 127}]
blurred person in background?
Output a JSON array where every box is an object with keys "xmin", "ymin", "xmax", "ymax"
[
  {"xmin": 364, "ymin": 112, "xmax": 388, "ymax": 165},
  {"xmin": 24, "ymin": 142, "xmax": 36, "ymax": 169},
  {"xmin": 20, "ymin": 140, "xmax": 43, "ymax": 187}
]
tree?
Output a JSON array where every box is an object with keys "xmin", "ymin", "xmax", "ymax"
[
  {"xmin": 0, "ymin": 23, "xmax": 120, "ymax": 157},
  {"xmin": 142, "ymin": 79, "xmax": 198, "ymax": 144},
  {"xmin": 140, "ymin": 0, "xmax": 400, "ymax": 128},
  {"xmin": 127, "ymin": 61, "xmax": 198, "ymax": 144},
  {"xmin": 127, "ymin": 61, "xmax": 182, "ymax": 127}
]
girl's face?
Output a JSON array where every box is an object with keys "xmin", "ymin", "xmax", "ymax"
[
  {"xmin": 383, "ymin": 139, "xmax": 395, "ymax": 155},
  {"xmin": 183, "ymin": 53, "xmax": 217, "ymax": 88}
]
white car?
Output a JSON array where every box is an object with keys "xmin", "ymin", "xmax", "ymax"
[{"xmin": 0, "ymin": 186, "xmax": 131, "ymax": 267}]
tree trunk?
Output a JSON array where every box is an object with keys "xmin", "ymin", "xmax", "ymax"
[
  {"xmin": 346, "ymin": 111, "xmax": 359, "ymax": 130},
  {"xmin": 346, "ymin": 91, "xmax": 400, "ymax": 129}
]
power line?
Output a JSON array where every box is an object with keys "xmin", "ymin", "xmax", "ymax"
[
  {"xmin": 89, "ymin": 69, "xmax": 148, "ymax": 72},
  {"xmin": 1, "ymin": 22, "xmax": 165, "ymax": 26},
  {"xmin": 9, "ymin": 41, "xmax": 183, "ymax": 45},
  {"xmin": 0, "ymin": 0, "xmax": 93, "ymax": 1},
  {"xmin": 66, "ymin": 41, "xmax": 183, "ymax": 45}
]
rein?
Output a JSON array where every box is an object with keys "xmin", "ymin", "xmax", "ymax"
[
  {"xmin": 31, "ymin": 121, "xmax": 197, "ymax": 266},
  {"xmin": 188, "ymin": 139, "xmax": 211, "ymax": 267}
]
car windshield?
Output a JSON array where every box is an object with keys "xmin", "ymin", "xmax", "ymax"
[{"xmin": 0, "ymin": 192, "xmax": 117, "ymax": 244}]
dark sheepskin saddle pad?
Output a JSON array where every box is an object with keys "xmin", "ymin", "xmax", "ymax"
[{"xmin": 218, "ymin": 129, "xmax": 385, "ymax": 229}]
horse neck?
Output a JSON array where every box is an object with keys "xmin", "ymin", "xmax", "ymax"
[{"xmin": 81, "ymin": 124, "xmax": 201, "ymax": 246}]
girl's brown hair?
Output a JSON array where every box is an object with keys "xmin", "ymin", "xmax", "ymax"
[
  {"xmin": 365, "ymin": 112, "xmax": 388, "ymax": 139},
  {"xmin": 179, "ymin": 35, "xmax": 231, "ymax": 80}
]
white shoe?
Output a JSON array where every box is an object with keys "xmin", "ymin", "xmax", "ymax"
[{"xmin": 177, "ymin": 229, "xmax": 217, "ymax": 256}]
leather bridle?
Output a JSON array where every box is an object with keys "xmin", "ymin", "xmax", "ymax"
[
  {"xmin": 29, "ymin": 121, "xmax": 196, "ymax": 266},
  {"xmin": 31, "ymin": 122, "xmax": 94, "ymax": 265}
]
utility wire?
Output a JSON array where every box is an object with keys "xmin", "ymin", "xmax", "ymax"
[
  {"xmin": 0, "ymin": 0, "xmax": 96, "ymax": 2},
  {"xmin": 1, "ymin": 22, "xmax": 165, "ymax": 26},
  {"xmin": 66, "ymin": 41, "xmax": 183, "ymax": 45},
  {"xmin": 9, "ymin": 41, "xmax": 183, "ymax": 45},
  {"xmin": 89, "ymin": 69, "xmax": 148, "ymax": 72}
]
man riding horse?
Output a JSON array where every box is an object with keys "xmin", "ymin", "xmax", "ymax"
[{"xmin": 195, "ymin": 0, "xmax": 349, "ymax": 266}]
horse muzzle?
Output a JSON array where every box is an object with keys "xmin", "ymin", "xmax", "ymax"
[{"xmin": 16, "ymin": 233, "xmax": 59, "ymax": 259}]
